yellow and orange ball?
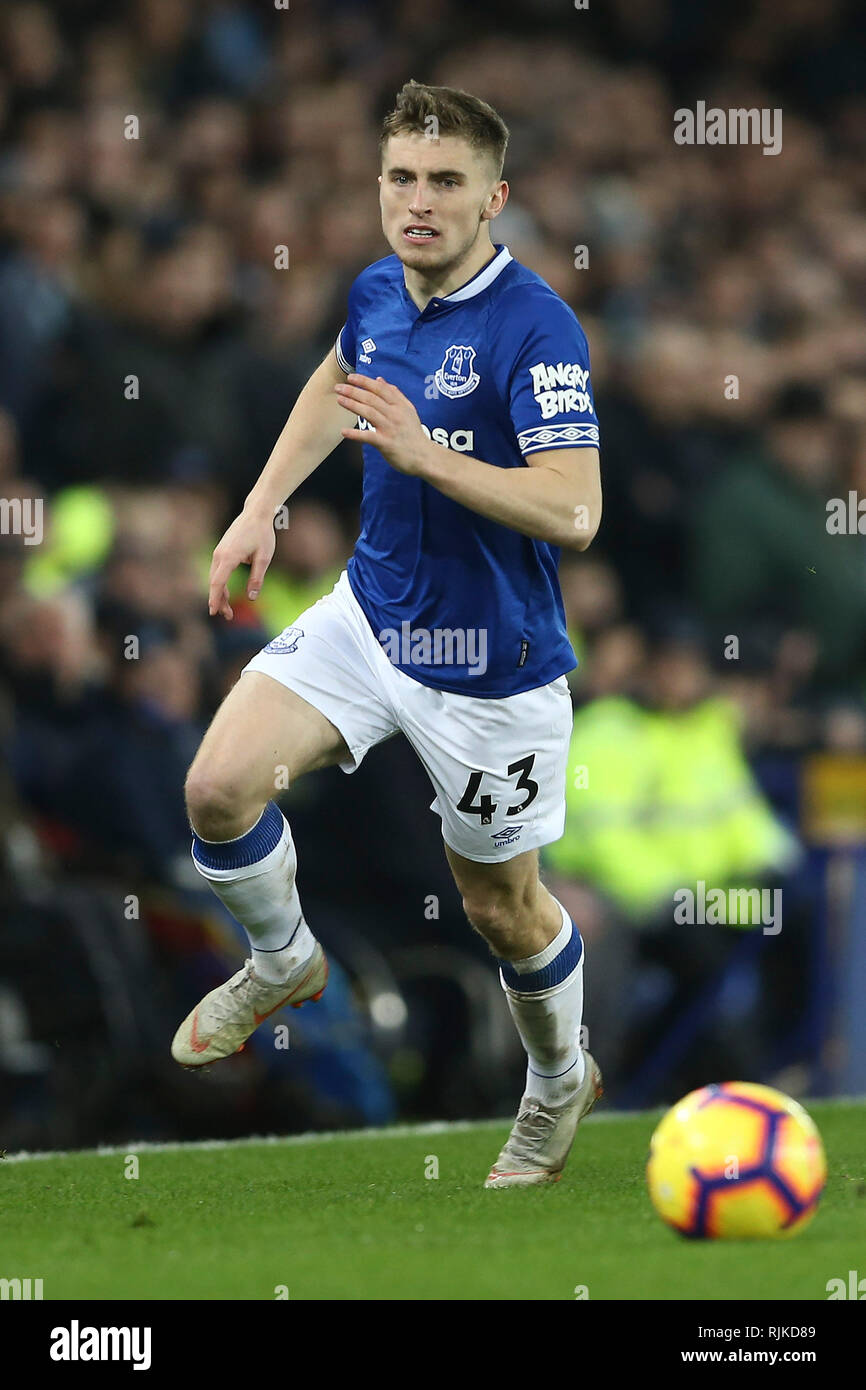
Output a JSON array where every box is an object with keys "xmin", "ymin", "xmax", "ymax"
[{"xmin": 647, "ymin": 1082, "xmax": 826, "ymax": 1239}]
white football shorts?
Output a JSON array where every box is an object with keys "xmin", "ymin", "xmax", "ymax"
[{"xmin": 243, "ymin": 570, "xmax": 574, "ymax": 863}]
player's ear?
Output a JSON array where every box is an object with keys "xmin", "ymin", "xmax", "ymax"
[{"xmin": 481, "ymin": 181, "xmax": 508, "ymax": 222}]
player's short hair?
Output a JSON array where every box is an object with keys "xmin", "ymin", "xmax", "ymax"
[{"xmin": 379, "ymin": 80, "xmax": 509, "ymax": 180}]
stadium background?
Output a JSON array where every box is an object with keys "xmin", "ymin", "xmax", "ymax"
[{"xmin": 1, "ymin": 0, "xmax": 864, "ymax": 1152}]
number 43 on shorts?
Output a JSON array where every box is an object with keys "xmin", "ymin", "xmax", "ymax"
[{"xmin": 456, "ymin": 755, "xmax": 539, "ymax": 825}]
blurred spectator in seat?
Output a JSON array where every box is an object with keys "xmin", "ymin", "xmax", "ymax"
[
  {"xmin": 546, "ymin": 625, "xmax": 799, "ymax": 923},
  {"xmin": 543, "ymin": 624, "xmax": 800, "ymax": 1096},
  {"xmin": 692, "ymin": 382, "xmax": 866, "ymax": 687},
  {"xmin": 229, "ymin": 497, "xmax": 350, "ymax": 636}
]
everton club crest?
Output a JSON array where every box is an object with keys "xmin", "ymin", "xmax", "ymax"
[
  {"xmin": 434, "ymin": 345, "xmax": 480, "ymax": 398},
  {"xmin": 264, "ymin": 626, "xmax": 304, "ymax": 655}
]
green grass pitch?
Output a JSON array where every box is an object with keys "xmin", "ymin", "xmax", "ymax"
[{"xmin": 3, "ymin": 1102, "xmax": 864, "ymax": 1300}]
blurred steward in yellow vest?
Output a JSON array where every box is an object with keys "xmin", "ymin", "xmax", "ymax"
[{"xmin": 545, "ymin": 632, "xmax": 799, "ymax": 924}]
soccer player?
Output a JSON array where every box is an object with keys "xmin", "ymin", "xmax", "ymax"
[{"xmin": 172, "ymin": 81, "xmax": 603, "ymax": 1187}]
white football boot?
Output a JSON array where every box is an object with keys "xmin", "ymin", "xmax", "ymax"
[
  {"xmin": 484, "ymin": 1051, "xmax": 603, "ymax": 1188},
  {"xmin": 171, "ymin": 943, "xmax": 328, "ymax": 1067}
]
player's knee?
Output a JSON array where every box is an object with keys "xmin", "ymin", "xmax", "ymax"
[
  {"xmin": 462, "ymin": 892, "xmax": 523, "ymax": 953},
  {"xmin": 184, "ymin": 761, "xmax": 263, "ymax": 841}
]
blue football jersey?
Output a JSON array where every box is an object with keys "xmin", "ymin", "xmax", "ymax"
[{"xmin": 334, "ymin": 243, "xmax": 600, "ymax": 697}]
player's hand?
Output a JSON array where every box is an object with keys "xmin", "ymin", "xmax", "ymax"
[
  {"xmin": 334, "ymin": 374, "xmax": 433, "ymax": 476},
  {"xmin": 207, "ymin": 508, "xmax": 277, "ymax": 620}
]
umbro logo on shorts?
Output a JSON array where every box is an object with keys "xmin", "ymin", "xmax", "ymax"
[
  {"xmin": 264, "ymin": 626, "xmax": 305, "ymax": 655},
  {"xmin": 491, "ymin": 824, "xmax": 524, "ymax": 846}
]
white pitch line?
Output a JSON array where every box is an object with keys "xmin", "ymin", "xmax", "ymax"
[
  {"xmin": 3, "ymin": 1097, "xmax": 852, "ymax": 1165},
  {"xmin": 2, "ymin": 1109, "xmax": 643, "ymax": 1165}
]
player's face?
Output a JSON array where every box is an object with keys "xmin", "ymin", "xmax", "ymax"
[{"xmin": 379, "ymin": 133, "xmax": 504, "ymax": 275}]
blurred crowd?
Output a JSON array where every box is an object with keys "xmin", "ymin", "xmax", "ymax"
[{"xmin": 1, "ymin": 0, "xmax": 865, "ymax": 1140}]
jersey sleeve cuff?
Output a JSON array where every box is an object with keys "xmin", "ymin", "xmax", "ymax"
[
  {"xmin": 335, "ymin": 329, "xmax": 353, "ymax": 374},
  {"xmin": 517, "ymin": 423, "xmax": 600, "ymax": 455}
]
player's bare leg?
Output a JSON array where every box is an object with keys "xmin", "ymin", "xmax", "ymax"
[
  {"xmin": 171, "ymin": 672, "xmax": 350, "ymax": 1067},
  {"xmin": 446, "ymin": 845, "xmax": 603, "ymax": 1187},
  {"xmin": 186, "ymin": 671, "xmax": 349, "ymax": 840}
]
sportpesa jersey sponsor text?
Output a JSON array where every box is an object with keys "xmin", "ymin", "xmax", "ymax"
[
  {"xmin": 356, "ymin": 415, "xmax": 475, "ymax": 452},
  {"xmin": 334, "ymin": 244, "xmax": 600, "ymax": 698}
]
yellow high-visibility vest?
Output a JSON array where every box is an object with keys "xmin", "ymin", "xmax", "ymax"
[{"xmin": 545, "ymin": 695, "xmax": 797, "ymax": 921}]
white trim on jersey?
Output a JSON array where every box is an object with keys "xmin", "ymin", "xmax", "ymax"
[
  {"xmin": 335, "ymin": 330, "xmax": 353, "ymax": 374},
  {"xmin": 517, "ymin": 422, "xmax": 601, "ymax": 454},
  {"xmin": 442, "ymin": 245, "xmax": 513, "ymax": 302},
  {"xmin": 335, "ymin": 248, "xmax": 513, "ymax": 369}
]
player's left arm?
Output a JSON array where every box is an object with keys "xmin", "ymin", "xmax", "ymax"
[
  {"xmin": 417, "ymin": 437, "xmax": 601, "ymax": 551},
  {"xmin": 334, "ymin": 373, "xmax": 601, "ymax": 550}
]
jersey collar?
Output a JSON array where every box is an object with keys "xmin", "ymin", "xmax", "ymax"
[
  {"xmin": 439, "ymin": 243, "xmax": 512, "ymax": 302},
  {"xmin": 401, "ymin": 243, "xmax": 512, "ymax": 315}
]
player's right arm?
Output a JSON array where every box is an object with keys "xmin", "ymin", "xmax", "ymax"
[{"xmin": 208, "ymin": 348, "xmax": 349, "ymax": 619}]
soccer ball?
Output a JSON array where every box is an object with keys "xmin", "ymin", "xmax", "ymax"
[{"xmin": 646, "ymin": 1081, "xmax": 826, "ymax": 1239}]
